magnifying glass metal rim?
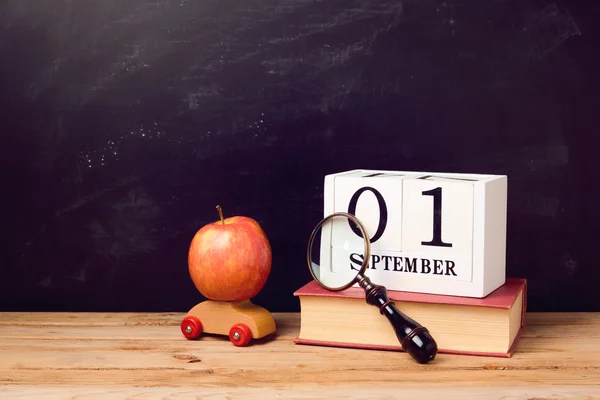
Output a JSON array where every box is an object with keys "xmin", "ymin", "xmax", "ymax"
[{"xmin": 306, "ymin": 211, "xmax": 371, "ymax": 291}]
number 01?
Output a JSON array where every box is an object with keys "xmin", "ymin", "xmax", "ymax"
[{"xmin": 346, "ymin": 185, "xmax": 453, "ymax": 248}]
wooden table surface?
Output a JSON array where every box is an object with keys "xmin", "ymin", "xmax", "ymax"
[{"xmin": 1, "ymin": 312, "xmax": 599, "ymax": 399}]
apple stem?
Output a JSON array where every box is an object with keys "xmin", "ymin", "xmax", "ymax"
[{"xmin": 216, "ymin": 205, "xmax": 225, "ymax": 225}]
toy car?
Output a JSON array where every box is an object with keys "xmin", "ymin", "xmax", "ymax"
[{"xmin": 180, "ymin": 299, "xmax": 276, "ymax": 346}]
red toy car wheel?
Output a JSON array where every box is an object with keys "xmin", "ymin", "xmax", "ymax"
[
  {"xmin": 229, "ymin": 323, "xmax": 252, "ymax": 346},
  {"xmin": 181, "ymin": 316, "xmax": 203, "ymax": 339}
]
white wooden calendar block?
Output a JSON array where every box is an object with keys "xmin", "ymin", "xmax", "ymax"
[{"xmin": 321, "ymin": 169, "xmax": 508, "ymax": 298}]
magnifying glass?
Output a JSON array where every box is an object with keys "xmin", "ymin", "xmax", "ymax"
[{"xmin": 306, "ymin": 212, "xmax": 438, "ymax": 364}]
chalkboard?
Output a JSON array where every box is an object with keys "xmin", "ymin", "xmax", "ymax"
[{"xmin": 1, "ymin": 0, "xmax": 598, "ymax": 313}]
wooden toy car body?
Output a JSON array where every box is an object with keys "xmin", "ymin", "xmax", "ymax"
[{"xmin": 180, "ymin": 299, "xmax": 276, "ymax": 346}]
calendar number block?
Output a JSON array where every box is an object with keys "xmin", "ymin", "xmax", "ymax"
[
  {"xmin": 332, "ymin": 172, "xmax": 405, "ymax": 255},
  {"xmin": 322, "ymin": 169, "xmax": 508, "ymax": 298},
  {"xmin": 401, "ymin": 177, "xmax": 474, "ymax": 282}
]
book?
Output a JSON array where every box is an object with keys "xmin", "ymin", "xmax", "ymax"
[{"xmin": 293, "ymin": 278, "xmax": 527, "ymax": 357}]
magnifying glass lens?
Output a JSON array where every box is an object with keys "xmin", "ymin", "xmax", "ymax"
[{"xmin": 308, "ymin": 213, "xmax": 366, "ymax": 291}]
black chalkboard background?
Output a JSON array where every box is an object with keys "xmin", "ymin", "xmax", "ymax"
[{"xmin": 1, "ymin": 0, "xmax": 599, "ymax": 313}]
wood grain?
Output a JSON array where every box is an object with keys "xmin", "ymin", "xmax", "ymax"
[{"xmin": 1, "ymin": 312, "xmax": 599, "ymax": 399}]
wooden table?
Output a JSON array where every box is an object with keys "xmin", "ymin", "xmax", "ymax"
[{"xmin": 1, "ymin": 312, "xmax": 599, "ymax": 399}]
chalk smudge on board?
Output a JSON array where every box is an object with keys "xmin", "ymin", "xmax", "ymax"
[{"xmin": 522, "ymin": 3, "xmax": 581, "ymax": 62}]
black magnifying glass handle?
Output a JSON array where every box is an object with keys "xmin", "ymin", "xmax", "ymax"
[{"xmin": 358, "ymin": 275, "xmax": 438, "ymax": 364}]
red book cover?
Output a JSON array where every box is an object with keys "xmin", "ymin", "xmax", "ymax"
[{"xmin": 293, "ymin": 278, "xmax": 527, "ymax": 357}]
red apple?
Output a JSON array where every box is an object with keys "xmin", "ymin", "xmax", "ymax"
[{"xmin": 187, "ymin": 205, "xmax": 272, "ymax": 301}]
